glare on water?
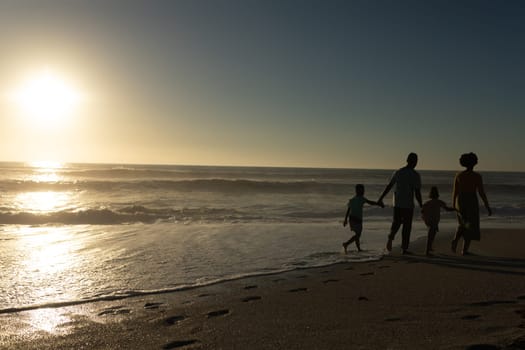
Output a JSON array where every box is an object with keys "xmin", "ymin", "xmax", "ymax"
[
  {"xmin": 25, "ymin": 308, "xmax": 73, "ymax": 334},
  {"xmin": 27, "ymin": 161, "xmax": 64, "ymax": 183},
  {"xmin": 14, "ymin": 162, "xmax": 73, "ymax": 213},
  {"xmin": 15, "ymin": 191, "xmax": 72, "ymax": 213}
]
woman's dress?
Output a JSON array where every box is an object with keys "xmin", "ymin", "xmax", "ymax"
[{"xmin": 454, "ymin": 171, "xmax": 482, "ymax": 241}]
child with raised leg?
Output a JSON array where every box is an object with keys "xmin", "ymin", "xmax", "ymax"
[{"xmin": 343, "ymin": 184, "xmax": 383, "ymax": 253}]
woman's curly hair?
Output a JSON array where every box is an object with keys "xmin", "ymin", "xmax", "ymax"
[{"xmin": 459, "ymin": 152, "xmax": 478, "ymax": 168}]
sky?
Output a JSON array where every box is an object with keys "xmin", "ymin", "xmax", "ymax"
[{"xmin": 1, "ymin": 0, "xmax": 524, "ymax": 171}]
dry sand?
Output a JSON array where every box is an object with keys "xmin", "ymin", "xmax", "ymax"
[{"xmin": 1, "ymin": 228, "xmax": 524, "ymax": 350}]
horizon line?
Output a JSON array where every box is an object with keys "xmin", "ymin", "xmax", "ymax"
[{"xmin": 0, "ymin": 160, "xmax": 521, "ymax": 173}]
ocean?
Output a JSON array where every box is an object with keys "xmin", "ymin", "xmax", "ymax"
[{"xmin": 1, "ymin": 162, "xmax": 524, "ymax": 313}]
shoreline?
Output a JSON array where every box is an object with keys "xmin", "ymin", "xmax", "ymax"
[
  {"xmin": 1, "ymin": 228, "xmax": 524, "ymax": 349},
  {"xmin": 0, "ymin": 253, "xmax": 384, "ymax": 316}
]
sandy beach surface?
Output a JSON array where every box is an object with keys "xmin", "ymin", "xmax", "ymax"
[{"xmin": 1, "ymin": 228, "xmax": 524, "ymax": 350}]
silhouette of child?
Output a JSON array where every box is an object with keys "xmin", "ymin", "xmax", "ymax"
[
  {"xmin": 343, "ymin": 184, "xmax": 383, "ymax": 253},
  {"xmin": 421, "ymin": 186, "xmax": 455, "ymax": 256}
]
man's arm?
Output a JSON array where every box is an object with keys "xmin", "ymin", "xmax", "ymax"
[
  {"xmin": 366, "ymin": 199, "xmax": 384, "ymax": 208},
  {"xmin": 415, "ymin": 188, "xmax": 422, "ymax": 208},
  {"xmin": 378, "ymin": 175, "xmax": 395, "ymax": 206},
  {"xmin": 414, "ymin": 172, "xmax": 422, "ymax": 208}
]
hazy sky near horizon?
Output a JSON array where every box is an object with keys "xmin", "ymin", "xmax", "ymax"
[{"xmin": 1, "ymin": 0, "xmax": 524, "ymax": 171}]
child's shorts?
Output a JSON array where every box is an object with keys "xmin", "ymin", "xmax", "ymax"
[
  {"xmin": 425, "ymin": 220, "xmax": 439, "ymax": 232},
  {"xmin": 349, "ymin": 216, "xmax": 363, "ymax": 233}
]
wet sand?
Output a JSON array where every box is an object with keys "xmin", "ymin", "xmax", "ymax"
[{"xmin": 1, "ymin": 228, "xmax": 524, "ymax": 349}]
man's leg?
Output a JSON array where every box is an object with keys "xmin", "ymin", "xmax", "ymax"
[
  {"xmin": 401, "ymin": 208, "xmax": 414, "ymax": 252},
  {"xmin": 387, "ymin": 208, "xmax": 402, "ymax": 251}
]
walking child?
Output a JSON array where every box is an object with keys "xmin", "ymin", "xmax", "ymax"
[
  {"xmin": 343, "ymin": 184, "xmax": 383, "ymax": 253},
  {"xmin": 421, "ymin": 186, "xmax": 455, "ymax": 256}
]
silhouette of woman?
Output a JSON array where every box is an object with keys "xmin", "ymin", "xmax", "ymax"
[{"xmin": 451, "ymin": 153, "xmax": 492, "ymax": 255}]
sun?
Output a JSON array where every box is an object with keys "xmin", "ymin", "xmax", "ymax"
[{"xmin": 9, "ymin": 69, "xmax": 83, "ymax": 125}]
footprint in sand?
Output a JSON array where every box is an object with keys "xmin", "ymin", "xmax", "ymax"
[
  {"xmin": 378, "ymin": 265, "xmax": 391, "ymax": 269},
  {"xmin": 483, "ymin": 326, "xmax": 509, "ymax": 334},
  {"xmin": 288, "ymin": 288, "xmax": 308, "ymax": 293},
  {"xmin": 207, "ymin": 309, "xmax": 230, "ymax": 318},
  {"xmin": 244, "ymin": 285, "xmax": 258, "ymax": 290},
  {"xmin": 97, "ymin": 306, "xmax": 131, "ymax": 316},
  {"xmin": 163, "ymin": 339, "xmax": 199, "ymax": 349},
  {"xmin": 448, "ymin": 308, "xmax": 465, "ymax": 313},
  {"xmin": 165, "ymin": 315, "xmax": 186, "ymax": 325},
  {"xmin": 469, "ymin": 300, "xmax": 517, "ymax": 307},
  {"xmin": 323, "ymin": 279, "xmax": 339, "ymax": 284},
  {"xmin": 405, "ymin": 260, "xmax": 420, "ymax": 264},
  {"xmin": 515, "ymin": 309, "xmax": 525, "ymax": 319},
  {"xmin": 296, "ymin": 275, "xmax": 308, "ymax": 279},
  {"xmin": 273, "ymin": 278, "xmax": 285, "ymax": 283},
  {"xmin": 198, "ymin": 293, "xmax": 214, "ymax": 298},
  {"xmin": 144, "ymin": 302, "xmax": 164, "ymax": 310},
  {"xmin": 360, "ymin": 272, "xmax": 375, "ymax": 276},
  {"xmin": 461, "ymin": 314, "xmax": 481, "ymax": 320},
  {"xmin": 384, "ymin": 317, "xmax": 402, "ymax": 322},
  {"xmin": 464, "ymin": 344, "xmax": 500, "ymax": 350},
  {"xmin": 358, "ymin": 296, "xmax": 369, "ymax": 301},
  {"xmin": 242, "ymin": 296, "xmax": 262, "ymax": 302},
  {"xmin": 345, "ymin": 267, "xmax": 354, "ymax": 271}
]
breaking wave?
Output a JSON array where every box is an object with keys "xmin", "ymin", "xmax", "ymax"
[
  {"xmin": 0, "ymin": 206, "xmax": 249, "ymax": 225},
  {"xmin": 0, "ymin": 178, "xmax": 364, "ymax": 194}
]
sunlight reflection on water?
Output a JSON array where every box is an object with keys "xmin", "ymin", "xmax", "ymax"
[
  {"xmin": 14, "ymin": 161, "xmax": 74, "ymax": 213},
  {"xmin": 14, "ymin": 191, "xmax": 72, "ymax": 213},
  {"xmin": 2, "ymin": 224, "xmax": 127, "ymax": 313},
  {"xmin": 14, "ymin": 227, "xmax": 82, "ymax": 305},
  {"xmin": 26, "ymin": 161, "xmax": 65, "ymax": 183},
  {"xmin": 25, "ymin": 308, "xmax": 72, "ymax": 334}
]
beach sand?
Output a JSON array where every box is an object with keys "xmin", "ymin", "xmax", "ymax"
[{"xmin": 1, "ymin": 228, "xmax": 524, "ymax": 350}]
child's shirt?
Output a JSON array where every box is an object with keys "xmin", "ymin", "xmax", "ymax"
[
  {"xmin": 421, "ymin": 198, "xmax": 447, "ymax": 225},
  {"xmin": 347, "ymin": 195, "xmax": 368, "ymax": 220}
]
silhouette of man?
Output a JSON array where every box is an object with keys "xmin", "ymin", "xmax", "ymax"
[{"xmin": 378, "ymin": 153, "xmax": 422, "ymax": 254}]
